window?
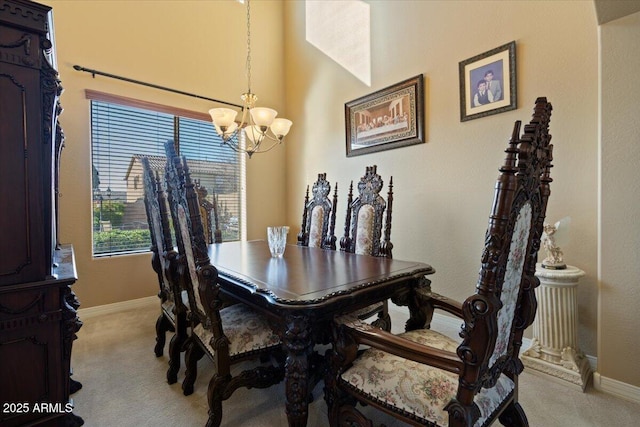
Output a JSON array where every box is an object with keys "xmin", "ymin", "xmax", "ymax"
[{"xmin": 88, "ymin": 90, "xmax": 244, "ymax": 257}]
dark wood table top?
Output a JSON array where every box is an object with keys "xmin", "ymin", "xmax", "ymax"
[
  {"xmin": 207, "ymin": 240, "xmax": 434, "ymax": 427},
  {"xmin": 208, "ymin": 240, "xmax": 434, "ymax": 308}
]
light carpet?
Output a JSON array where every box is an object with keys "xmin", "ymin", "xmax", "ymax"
[{"xmin": 70, "ymin": 298, "xmax": 640, "ymax": 426}]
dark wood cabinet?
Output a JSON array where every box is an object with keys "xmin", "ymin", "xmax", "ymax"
[
  {"xmin": 0, "ymin": 246, "xmax": 82, "ymax": 427},
  {"xmin": 0, "ymin": 1, "xmax": 82, "ymax": 426},
  {"xmin": 0, "ymin": 0, "xmax": 60, "ymax": 286}
]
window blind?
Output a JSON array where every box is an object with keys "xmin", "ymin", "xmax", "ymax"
[{"xmin": 90, "ymin": 96, "xmax": 242, "ymax": 257}]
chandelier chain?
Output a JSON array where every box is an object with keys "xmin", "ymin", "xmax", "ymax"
[
  {"xmin": 208, "ymin": 0, "xmax": 292, "ymax": 157},
  {"xmin": 245, "ymin": 0, "xmax": 252, "ymax": 93}
]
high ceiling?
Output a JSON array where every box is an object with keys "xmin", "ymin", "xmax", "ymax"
[{"xmin": 594, "ymin": 0, "xmax": 640, "ymax": 24}]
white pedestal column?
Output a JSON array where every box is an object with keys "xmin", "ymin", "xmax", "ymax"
[{"xmin": 522, "ymin": 264, "xmax": 591, "ymax": 391}]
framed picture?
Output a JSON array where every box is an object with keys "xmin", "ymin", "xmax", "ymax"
[
  {"xmin": 345, "ymin": 75, "xmax": 424, "ymax": 157},
  {"xmin": 459, "ymin": 41, "xmax": 516, "ymax": 122}
]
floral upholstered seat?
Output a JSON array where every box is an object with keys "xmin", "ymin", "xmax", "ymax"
[
  {"xmin": 193, "ymin": 303, "xmax": 281, "ymax": 359},
  {"xmin": 339, "ymin": 322, "xmax": 515, "ymax": 426}
]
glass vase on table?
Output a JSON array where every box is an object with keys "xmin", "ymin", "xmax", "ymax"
[{"xmin": 267, "ymin": 226, "xmax": 289, "ymax": 257}]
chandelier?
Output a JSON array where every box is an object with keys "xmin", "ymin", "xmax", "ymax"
[{"xmin": 209, "ymin": 0, "xmax": 292, "ymax": 158}]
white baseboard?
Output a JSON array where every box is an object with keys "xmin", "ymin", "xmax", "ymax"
[
  {"xmin": 593, "ymin": 372, "xmax": 640, "ymax": 404},
  {"xmin": 77, "ymin": 295, "xmax": 157, "ymax": 319}
]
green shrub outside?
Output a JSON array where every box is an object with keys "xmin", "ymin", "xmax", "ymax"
[
  {"xmin": 93, "ymin": 201, "xmax": 125, "ymax": 229},
  {"xmin": 94, "ymin": 229, "xmax": 151, "ymax": 255}
]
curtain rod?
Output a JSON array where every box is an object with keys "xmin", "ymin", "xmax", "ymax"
[{"xmin": 72, "ymin": 65, "xmax": 243, "ymax": 109}]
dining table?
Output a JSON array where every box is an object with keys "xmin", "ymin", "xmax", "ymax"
[{"xmin": 207, "ymin": 239, "xmax": 435, "ymax": 427}]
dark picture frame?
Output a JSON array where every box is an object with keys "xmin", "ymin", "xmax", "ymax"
[
  {"xmin": 345, "ymin": 75, "xmax": 424, "ymax": 157},
  {"xmin": 459, "ymin": 41, "xmax": 516, "ymax": 122}
]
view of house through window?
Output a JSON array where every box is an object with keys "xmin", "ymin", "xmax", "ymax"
[{"xmin": 90, "ymin": 95, "xmax": 243, "ymax": 257}]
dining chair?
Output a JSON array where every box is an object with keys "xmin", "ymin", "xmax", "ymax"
[
  {"xmin": 297, "ymin": 172, "xmax": 338, "ymax": 250},
  {"xmin": 145, "ymin": 154, "xmax": 220, "ymax": 383},
  {"xmin": 340, "ymin": 165, "xmax": 394, "ymax": 331},
  {"xmin": 142, "ymin": 157, "xmax": 186, "ymax": 384},
  {"xmin": 195, "ymin": 179, "xmax": 223, "ymax": 244},
  {"xmin": 325, "ymin": 97, "xmax": 554, "ymax": 427},
  {"xmin": 163, "ymin": 141, "xmax": 284, "ymax": 426}
]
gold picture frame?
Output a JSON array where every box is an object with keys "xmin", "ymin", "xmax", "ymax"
[{"xmin": 345, "ymin": 75, "xmax": 424, "ymax": 157}]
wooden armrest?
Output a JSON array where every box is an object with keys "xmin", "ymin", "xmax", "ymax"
[
  {"xmin": 417, "ymin": 288, "xmax": 464, "ymax": 319},
  {"xmin": 336, "ymin": 315, "xmax": 463, "ymax": 375}
]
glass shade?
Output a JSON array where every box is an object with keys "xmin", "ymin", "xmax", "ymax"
[
  {"xmin": 270, "ymin": 118, "xmax": 293, "ymax": 138},
  {"xmin": 214, "ymin": 121, "xmax": 238, "ymax": 138},
  {"xmin": 209, "ymin": 108, "xmax": 238, "ymax": 128},
  {"xmin": 244, "ymin": 125, "xmax": 264, "ymax": 145},
  {"xmin": 250, "ymin": 107, "xmax": 277, "ymax": 128}
]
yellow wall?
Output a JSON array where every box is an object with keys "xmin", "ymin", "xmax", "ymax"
[
  {"xmin": 44, "ymin": 0, "xmax": 286, "ymax": 308},
  {"xmin": 284, "ymin": 0, "xmax": 599, "ymax": 355},
  {"xmin": 599, "ymin": 10, "xmax": 640, "ymax": 388}
]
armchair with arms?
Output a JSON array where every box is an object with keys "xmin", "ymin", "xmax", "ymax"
[{"xmin": 325, "ymin": 98, "xmax": 554, "ymax": 427}]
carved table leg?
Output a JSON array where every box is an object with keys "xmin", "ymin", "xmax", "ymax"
[
  {"xmin": 391, "ymin": 276, "xmax": 434, "ymax": 331},
  {"xmin": 283, "ymin": 314, "xmax": 314, "ymax": 426}
]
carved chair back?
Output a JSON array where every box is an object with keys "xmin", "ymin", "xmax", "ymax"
[
  {"xmin": 141, "ymin": 156, "xmax": 180, "ymax": 313},
  {"xmin": 451, "ymin": 97, "xmax": 554, "ymax": 420},
  {"xmin": 297, "ymin": 173, "xmax": 338, "ymax": 250},
  {"xmin": 340, "ymin": 165, "xmax": 394, "ymax": 258},
  {"xmin": 195, "ymin": 180, "xmax": 223, "ymax": 244},
  {"xmin": 163, "ymin": 141, "xmax": 219, "ymax": 332}
]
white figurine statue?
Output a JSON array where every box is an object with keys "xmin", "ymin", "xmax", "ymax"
[{"xmin": 541, "ymin": 217, "xmax": 570, "ymax": 269}]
